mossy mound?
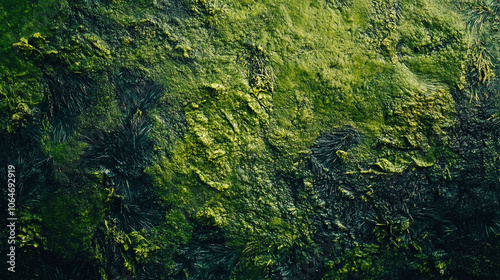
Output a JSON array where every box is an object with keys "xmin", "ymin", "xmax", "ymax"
[{"xmin": 1, "ymin": 0, "xmax": 499, "ymax": 279}]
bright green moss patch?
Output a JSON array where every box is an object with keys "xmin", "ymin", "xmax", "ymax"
[
  {"xmin": 0, "ymin": 0, "xmax": 63, "ymax": 132},
  {"xmin": 43, "ymin": 136, "xmax": 87, "ymax": 165},
  {"xmin": 2, "ymin": 0, "xmax": 499, "ymax": 279}
]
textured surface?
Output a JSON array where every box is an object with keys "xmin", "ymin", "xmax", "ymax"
[{"xmin": 0, "ymin": 0, "xmax": 499, "ymax": 279}]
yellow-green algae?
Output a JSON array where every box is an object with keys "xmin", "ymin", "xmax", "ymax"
[{"xmin": 1, "ymin": 0, "xmax": 499, "ymax": 279}]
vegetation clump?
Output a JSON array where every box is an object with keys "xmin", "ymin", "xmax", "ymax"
[{"xmin": 1, "ymin": 0, "xmax": 499, "ymax": 279}]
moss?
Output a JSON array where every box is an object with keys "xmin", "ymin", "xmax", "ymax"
[
  {"xmin": 375, "ymin": 158, "xmax": 409, "ymax": 173},
  {"xmin": 43, "ymin": 136, "xmax": 87, "ymax": 165},
  {"xmin": 0, "ymin": 0, "xmax": 62, "ymax": 131},
  {"xmin": 17, "ymin": 212, "xmax": 45, "ymax": 250},
  {"xmin": 41, "ymin": 190, "xmax": 106, "ymax": 259},
  {"xmin": 411, "ymin": 154, "xmax": 435, "ymax": 168},
  {"xmin": 3, "ymin": 0, "xmax": 497, "ymax": 278}
]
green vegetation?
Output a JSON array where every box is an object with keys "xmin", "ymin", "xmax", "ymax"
[{"xmin": 1, "ymin": 0, "xmax": 499, "ymax": 279}]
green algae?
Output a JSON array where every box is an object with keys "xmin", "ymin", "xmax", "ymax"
[{"xmin": 1, "ymin": 0, "xmax": 499, "ymax": 279}]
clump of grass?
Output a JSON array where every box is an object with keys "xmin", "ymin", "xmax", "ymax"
[
  {"xmin": 82, "ymin": 115, "xmax": 154, "ymax": 198},
  {"xmin": 43, "ymin": 68, "xmax": 95, "ymax": 142},
  {"xmin": 171, "ymin": 227, "xmax": 239, "ymax": 280},
  {"xmin": 0, "ymin": 133, "xmax": 49, "ymax": 210},
  {"xmin": 32, "ymin": 252, "xmax": 101, "ymax": 280},
  {"xmin": 107, "ymin": 185, "xmax": 162, "ymax": 232},
  {"xmin": 464, "ymin": 0, "xmax": 499, "ymax": 86},
  {"xmin": 114, "ymin": 69, "xmax": 164, "ymax": 116},
  {"xmin": 311, "ymin": 126, "xmax": 360, "ymax": 175}
]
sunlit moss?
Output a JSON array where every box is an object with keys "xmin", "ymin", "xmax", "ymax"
[{"xmin": 3, "ymin": 0, "xmax": 498, "ymax": 278}]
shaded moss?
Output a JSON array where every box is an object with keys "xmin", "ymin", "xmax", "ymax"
[{"xmin": 2, "ymin": 0, "xmax": 499, "ymax": 279}]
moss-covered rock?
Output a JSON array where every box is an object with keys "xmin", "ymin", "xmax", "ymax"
[{"xmin": 1, "ymin": 0, "xmax": 499, "ymax": 279}]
